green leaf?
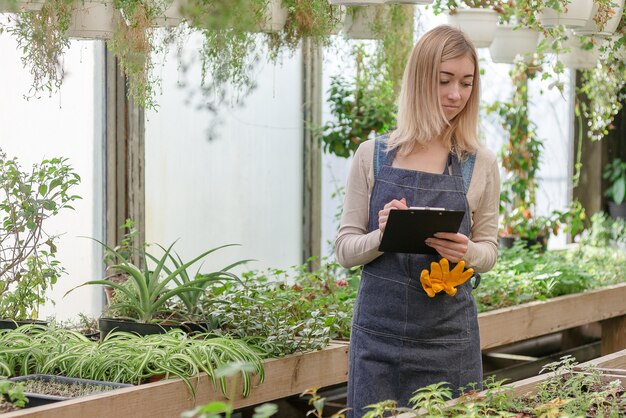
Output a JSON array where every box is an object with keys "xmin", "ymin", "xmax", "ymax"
[
  {"xmin": 614, "ymin": 177, "xmax": 625, "ymax": 204},
  {"xmin": 253, "ymin": 403, "xmax": 278, "ymax": 418},
  {"xmin": 198, "ymin": 402, "xmax": 231, "ymax": 414}
]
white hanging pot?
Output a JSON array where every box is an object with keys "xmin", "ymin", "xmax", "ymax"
[
  {"xmin": 328, "ymin": 0, "xmax": 384, "ymax": 4},
  {"xmin": 539, "ymin": 0, "xmax": 593, "ymax": 28},
  {"xmin": 575, "ymin": 0, "xmax": 624, "ymax": 35},
  {"xmin": 385, "ymin": 0, "xmax": 433, "ymax": 4},
  {"xmin": 343, "ymin": 5, "xmax": 388, "ymax": 39},
  {"xmin": 152, "ymin": 0, "xmax": 185, "ymax": 27},
  {"xmin": 259, "ymin": 0, "xmax": 288, "ymax": 32},
  {"xmin": 446, "ymin": 8, "xmax": 499, "ymax": 48},
  {"xmin": 556, "ymin": 33, "xmax": 600, "ymax": 69},
  {"xmin": 67, "ymin": 0, "xmax": 118, "ymax": 39},
  {"xmin": 0, "ymin": 0, "xmax": 44, "ymax": 12},
  {"xmin": 489, "ymin": 24, "xmax": 539, "ymax": 64}
]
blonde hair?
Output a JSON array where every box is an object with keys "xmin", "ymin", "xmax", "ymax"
[{"xmin": 388, "ymin": 25, "xmax": 481, "ymax": 157}]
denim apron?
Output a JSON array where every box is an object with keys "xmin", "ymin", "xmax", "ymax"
[{"xmin": 347, "ymin": 137, "xmax": 482, "ymax": 417}]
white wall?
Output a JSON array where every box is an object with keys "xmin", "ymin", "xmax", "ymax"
[
  {"xmin": 0, "ymin": 23, "xmax": 104, "ymax": 321},
  {"xmin": 145, "ymin": 32, "xmax": 304, "ymax": 273}
]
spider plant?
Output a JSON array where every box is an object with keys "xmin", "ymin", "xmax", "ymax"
[
  {"xmin": 67, "ymin": 240, "xmax": 237, "ymax": 323},
  {"xmin": 0, "ymin": 326, "xmax": 264, "ymax": 398}
]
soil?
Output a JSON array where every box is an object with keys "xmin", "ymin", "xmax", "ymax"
[
  {"xmin": 21, "ymin": 378, "xmax": 120, "ymax": 398},
  {"xmin": 0, "ymin": 398, "xmax": 20, "ymax": 413}
]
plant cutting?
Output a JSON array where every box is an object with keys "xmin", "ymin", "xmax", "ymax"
[
  {"xmin": 66, "ymin": 240, "xmax": 243, "ymax": 332},
  {"xmin": 0, "ymin": 380, "xmax": 27, "ymax": 413},
  {"xmin": 400, "ymin": 356, "xmax": 626, "ymax": 416},
  {"xmin": 0, "ymin": 151, "xmax": 81, "ymax": 322},
  {"xmin": 8, "ymin": 374, "xmax": 131, "ymax": 407},
  {"xmin": 603, "ymin": 157, "xmax": 626, "ymax": 218}
]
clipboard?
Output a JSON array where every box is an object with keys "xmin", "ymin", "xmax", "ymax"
[{"xmin": 378, "ymin": 207, "xmax": 464, "ymax": 255}]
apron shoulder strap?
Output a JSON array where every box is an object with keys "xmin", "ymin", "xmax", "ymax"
[
  {"xmin": 460, "ymin": 153, "xmax": 476, "ymax": 194},
  {"xmin": 373, "ymin": 134, "xmax": 390, "ymax": 179}
]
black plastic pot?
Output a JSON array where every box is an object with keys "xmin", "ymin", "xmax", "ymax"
[
  {"xmin": 180, "ymin": 321, "xmax": 214, "ymax": 334},
  {"xmin": 0, "ymin": 319, "xmax": 48, "ymax": 330},
  {"xmin": 98, "ymin": 318, "xmax": 180, "ymax": 340},
  {"xmin": 608, "ymin": 201, "xmax": 626, "ymax": 219},
  {"xmin": 7, "ymin": 374, "xmax": 132, "ymax": 408},
  {"xmin": 498, "ymin": 235, "xmax": 547, "ymax": 252}
]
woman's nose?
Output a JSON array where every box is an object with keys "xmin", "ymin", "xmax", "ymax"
[{"xmin": 448, "ymin": 86, "xmax": 461, "ymax": 100}]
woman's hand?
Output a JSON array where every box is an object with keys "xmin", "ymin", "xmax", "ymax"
[
  {"xmin": 378, "ymin": 198, "xmax": 408, "ymax": 233},
  {"xmin": 425, "ymin": 232, "xmax": 469, "ymax": 263}
]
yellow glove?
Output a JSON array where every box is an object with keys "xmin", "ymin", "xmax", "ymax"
[{"xmin": 420, "ymin": 258, "xmax": 474, "ymax": 297}]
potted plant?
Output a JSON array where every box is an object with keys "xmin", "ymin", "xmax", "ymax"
[
  {"xmin": 66, "ymin": 0, "xmax": 119, "ymax": 39},
  {"xmin": 0, "ymin": 0, "xmax": 44, "ymax": 12},
  {"xmin": 603, "ymin": 157, "xmax": 626, "ymax": 218},
  {"xmin": 575, "ymin": 0, "xmax": 624, "ymax": 35},
  {"xmin": 67, "ymin": 240, "xmax": 244, "ymax": 338},
  {"xmin": 265, "ymin": 0, "xmax": 342, "ymax": 56},
  {"xmin": 343, "ymin": 4, "xmax": 390, "ymax": 39},
  {"xmin": 433, "ymin": 0, "xmax": 503, "ymax": 48},
  {"xmin": 0, "ymin": 151, "xmax": 81, "ymax": 327},
  {"xmin": 489, "ymin": 3, "xmax": 540, "ymax": 63}
]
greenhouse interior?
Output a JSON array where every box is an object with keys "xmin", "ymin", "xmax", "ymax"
[{"xmin": 0, "ymin": 0, "xmax": 625, "ymax": 416}]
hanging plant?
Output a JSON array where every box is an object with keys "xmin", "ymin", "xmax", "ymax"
[
  {"xmin": 0, "ymin": 0, "xmax": 73, "ymax": 98},
  {"xmin": 265, "ymin": 0, "xmax": 343, "ymax": 61},
  {"xmin": 577, "ymin": 58, "xmax": 626, "ymax": 141},
  {"xmin": 108, "ymin": 0, "xmax": 176, "ymax": 110}
]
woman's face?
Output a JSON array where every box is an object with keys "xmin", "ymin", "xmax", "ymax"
[{"xmin": 438, "ymin": 55, "xmax": 475, "ymax": 121}]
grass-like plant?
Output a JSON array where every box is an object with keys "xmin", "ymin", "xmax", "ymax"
[
  {"xmin": 67, "ymin": 240, "xmax": 239, "ymax": 323},
  {"xmin": 146, "ymin": 243, "xmax": 250, "ymax": 321},
  {"xmin": 0, "ymin": 325, "xmax": 264, "ymax": 398}
]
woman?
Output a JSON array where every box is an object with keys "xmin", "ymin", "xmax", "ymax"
[{"xmin": 335, "ymin": 25, "xmax": 500, "ymax": 417}]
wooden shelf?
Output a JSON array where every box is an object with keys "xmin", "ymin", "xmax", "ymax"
[
  {"xmin": 4, "ymin": 283, "xmax": 626, "ymax": 417},
  {"xmin": 1, "ymin": 342, "xmax": 349, "ymax": 418},
  {"xmin": 478, "ymin": 282, "xmax": 626, "ymax": 354}
]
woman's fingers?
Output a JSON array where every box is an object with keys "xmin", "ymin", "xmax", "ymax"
[
  {"xmin": 425, "ymin": 233, "xmax": 469, "ymax": 262},
  {"xmin": 378, "ymin": 198, "xmax": 408, "ymax": 233}
]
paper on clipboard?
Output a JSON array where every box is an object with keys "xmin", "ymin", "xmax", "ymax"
[{"xmin": 378, "ymin": 208, "xmax": 464, "ymax": 255}]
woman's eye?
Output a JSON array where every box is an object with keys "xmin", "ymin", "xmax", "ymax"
[
  {"xmin": 440, "ymin": 80, "xmax": 450, "ymax": 85},
  {"xmin": 463, "ymin": 83, "xmax": 473, "ymax": 88}
]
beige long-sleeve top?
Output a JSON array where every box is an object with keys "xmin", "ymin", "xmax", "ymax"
[{"xmin": 335, "ymin": 139, "xmax": 500, "ymax": 273}]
